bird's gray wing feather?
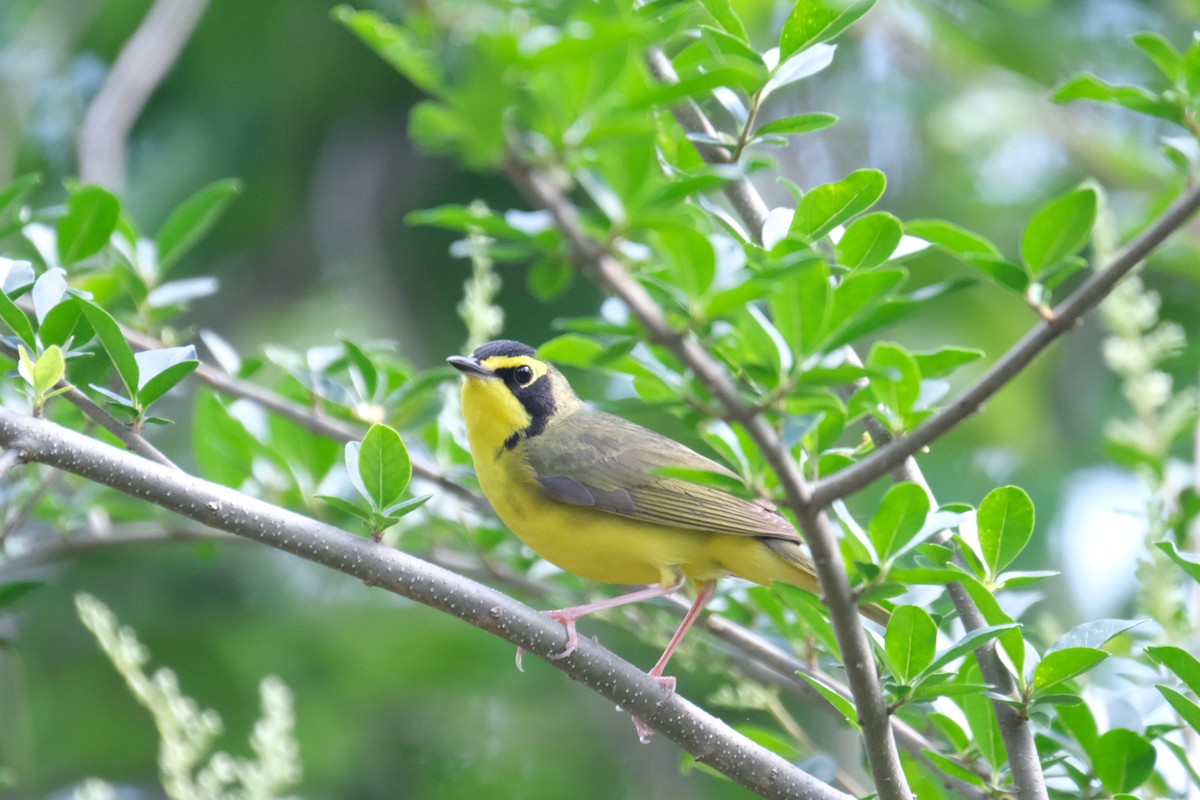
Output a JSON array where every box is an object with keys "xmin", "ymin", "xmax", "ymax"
[{"xmin": 525, "ymin": 410, "xmax": 799, "ymax": 542}]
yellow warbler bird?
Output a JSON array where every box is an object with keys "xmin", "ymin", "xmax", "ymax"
[{"xmin": 449, "ymin": 340, "xmax": 881, "ymax": 733}]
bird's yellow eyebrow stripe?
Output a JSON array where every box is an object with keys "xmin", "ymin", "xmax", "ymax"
[{"xmin": 480, "ymin": 355, "xmax": 549, "ymax": 379}]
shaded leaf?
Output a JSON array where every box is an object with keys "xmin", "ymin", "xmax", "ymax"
[
  {"xmin": 57, "ymin": 185, "xmax": 120, "ymax": 265},
  {"xmin": 74, "ymin": 296, "xmax": 139, "ymax": 400},
  {"xmin": 885, "ymin": 605, "xmax": 937, "ymax": 683},
  {"xmin": 192, "ymin": 392, "xmax": 254, "ymax": 487},
  {"xmin": 868, "ymin": 482, "xmax": 930, "ymax": 561},
  {"xmin": 1156, "ymin": 540, "xmax": 1200, "ymax": 583},
  {"xmin": 1147, "ymin": 646, "xmax": 1200, "ymax": 696},
  {"xmin": 1093, "ymin": 728, "xmax": 1156, "ymax": 793},
  {"xmin": 1053, "ymin": 73, "xmax": 1182, "ymax": 123},
  {"xmin": 797, "ymin": 672, "xmax": 859, "ymax": 730}
]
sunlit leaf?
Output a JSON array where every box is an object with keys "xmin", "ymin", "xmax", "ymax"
[
  {"xmin": 977, "ymin": 485, "xmax": 1034, "ymax": 578},
  {"xmin": 780, "ymin": 0, "xmax": 875, "ymax": 57},
  {"xmin": 358, "ymin": 423, "xmax": 411, "ymax": 511},
  {"xmin": 791, "ymin": 169, "xmax": 885, "ymax": 242},
  {"xmin": 1021, "ymin": 186, "xmax": 1096, "ymax": 276},
  {"xmin": 838, "ymin": 212, "xmax": 901, "ymax": 269},
  {"xmin": 1033, "ymin": 647, "xmax": 1108, "ymax": 692}
]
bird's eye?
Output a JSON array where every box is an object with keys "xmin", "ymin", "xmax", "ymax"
[{"xmin": 514, "ymin": 365, "xmax": 535, "ymax": 387}]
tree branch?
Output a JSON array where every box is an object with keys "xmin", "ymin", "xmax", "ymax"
[
  {"xmin": 502, "ymin": 154, "xmax": 911, "ymax": 800},
  {"xmin": 0, "ymin": 407, "xmax": 852, "ymax": 800},
  {"xmin": 812, "ymin": 180, "xmax": 1200, "ymax": 507},
  {"xmin": 78, "ymin": 0, "xmax": 211, "ymax": 191}
]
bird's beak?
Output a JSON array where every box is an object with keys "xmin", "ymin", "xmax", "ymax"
[{"xmin": 447, "ymin": 355, "xmax": 494, "ymax": 378}]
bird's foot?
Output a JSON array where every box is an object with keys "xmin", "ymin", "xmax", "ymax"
[
  {"xmin": 515, "ymin": 610, "xmax": 580, "ymax": 672},
  {"xmin": 631, "ymin": 674, "xmax": 677, "ymax": 743}
]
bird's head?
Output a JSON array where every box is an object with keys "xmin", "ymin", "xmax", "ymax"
[{"xmin": 448, "ymin": 340, "xmax": 580, "ymax": 451}]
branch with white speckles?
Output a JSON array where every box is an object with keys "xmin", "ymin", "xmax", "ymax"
[{"xmin": 0, "ymin": 407, "xmax": 850, "ymax": 800}]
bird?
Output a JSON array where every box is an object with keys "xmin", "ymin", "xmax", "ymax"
[{"xmin": 448, "ymin": 339, "xmax": 884, "ymax": 738}]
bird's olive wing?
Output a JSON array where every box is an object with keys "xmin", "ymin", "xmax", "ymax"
[{"xmin": 526, "ymin": 411, "xmax": 800, "ymax": 542}]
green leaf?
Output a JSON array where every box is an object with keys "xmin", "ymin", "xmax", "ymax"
[
  {"xmin": 868, "ymin": 482, "xmax": 931, "ymax": 561},
  {"xmin": 1147, "ymin": 646, "xmax": 1200, "ymax": 695},
  {"xmin": 866, "ymin": 340, "xmax": 921, "ymax": 418},
  {"xmin": 885, "ymin": 605, "xmax": 937, "ymax": 683},
  {"xmin": 837, "ymin": 212, "xmax": 902, "ymax": 269},
  {"xmin": 384, "ymin": 493, "xmax": 434, "ymax": 518},
  {"xmin": 791, "ymin": 169, "xmax": 886, "ymax": 242},
  {"xmin": 977, "ymin": 485, "xmax": 1035, "ymax": 578},
  {"xmin": 964, "ymin": 254, "xmax": 1029, "ymax": 293},
  {"xmin": 73, "ymin": 296, "xmax": 139, "ymax": 400},
  {"xmin": 905, "ymin": 219, "xmax": 1000, "ymax": 258},
  {"xmin": 1133, "ymin": 32, "xmax": 1182, "ymax": 82},
  {"xmin": 0, "ymin": 581, "xmax": 41, "ymax": 610},
  {"xmin": 192, "ymin": 392, "xmax": 254, "ymax": 487},
  {"xmin": 1021, "ymin": 186, "xmax": 1096, "ymax": 276},
  {"xmin": 1033, "ymin": 647, "xmax": 1108, "ymax": 692},
  {"xmin": 1049, "ymin": 618, "xmax": 1142, "ymax": 652},
  {"xmin": 635, "ymin": 63, "xmax": 768, "ymax": 107},
  {"xmin": 332, "ymin": 7, "xmax": 445, "ymax": 95},
  {"xmin": 1093, "ymin": 728, "xmax": 1156, "ymax": 793},
  {"xmin": 780, "ymin": 0, "xmax": 875, "ymax": 57},
  {"xmin": 57, "ymin": 185, "xmax": 120, "ymax": 265},
  {"xmin": 0, "ymin": 174, "xmax": 41, "ymax": 221},
  {"xmin": 135, "ymin": 350, "xmax": 200, "ymax": 409},
  {"xmin": 960, "ymin": 690, "xmax": 1004, "ymax": 770},
  {"xmin": 341, "ymin": 338, "xmax": 380, "ymax": 399},
  {"xmin": 752, "ymin": 113, "xmax": 838, "ymax": 139},
  {"xmin": 956, "ymin": 575, "xmax": 1025, "ymax": 679},
  {"xmin": 1157, "ymin": 685, "xmax": 1200, "ymax": 733},
  {"xmin": 1156, "ymin": 540, "xmax": 1200, "ymax": 584},
  {"xmin": 31, "ymin": 344, "xmax": 66, "ymax": 394},
  {"xmin": 1052, "ymin": 73, "xmax": 1183, "ymax": 123},
  {"xmin": 698, "ymin": 0, "xmax": 749, "ymax": 40},
  {"xmin": 918, "ymin": 750, "xmax": 987, "ymax": 789},
  {"xmin": 768, "ymin": 258, "xmax": 829, "ymax": 356},
  {"xmin": 797, "ymin": 672, "xmax": 859, "ymax": 730},
  {"xmin": 358, "ymin": 423, "xmax": 411, "ymax": 511},
  {"xmin": 156, "ymin": 179, "xmax": 242, "ymax": 273},
  {"xmin": 0, "ymin": 290, "xmax": 35, "ymax": 348},
  {"xmin": 317, "ymin": 494, "xmax": 375, "ymax": 523},
  {"xmin": 912, "ymin": 347, "xmax": 983, "ymax": 379},
  {"xmin": 924, "ymin": 623, "xmax": 1021, "ymax": 676}
]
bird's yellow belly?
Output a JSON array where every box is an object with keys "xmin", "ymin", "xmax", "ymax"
[
  {"xmin": 476, "ymin": 454, "xmax": 729, "ymax": 586},
  {"xmin": 472, "ymin": 450, "xmax": 792, "ymax": 587}
]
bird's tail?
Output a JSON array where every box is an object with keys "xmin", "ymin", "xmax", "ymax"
[{"xmin": 764, "ymin": 538, "xmax": 891, "ymax": 625}]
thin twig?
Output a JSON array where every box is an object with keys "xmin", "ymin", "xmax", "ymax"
[
  {"xmin": 78, "ymin": 0, "xmax": 212, "ymax": 191},
  {"xmin": 0, "ymin": 448, "xmax": 20, "ymax": 479},
  {"xmin": 502, "ymin": 154, "xmax": 911, "ymax": 800},
  {"xmin": 118, "ymin": 326, "xmax": 487, "ymax": 510},
  {"xmin": 0, "ymin": 407, "xmax": 851, "ymax": 800},
  {"xmin": 813, "ymin": 180, "xmax": 1200, "ymax": 507}
]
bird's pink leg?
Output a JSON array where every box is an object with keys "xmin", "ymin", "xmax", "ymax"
[
  {"xmin": 515, "ymin": 578, "xmax": 686, "ymax": 671},
  {"xmin": 632, "ymin": 580, "xmax": 717, "ymax": 742}
]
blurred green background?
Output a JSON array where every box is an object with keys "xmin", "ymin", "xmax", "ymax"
[{"xmin": 2, "ymin": 0, "xmax": 1200, "ymax": 797}]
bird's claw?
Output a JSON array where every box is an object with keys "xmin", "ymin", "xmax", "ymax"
[
  {"xmin": 515, "ymin": 610, "xmax": 580, "ymax": 671},
  {"xmin": 631, "ymin": 674, "xmax": 677, "ymax": 742}
]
